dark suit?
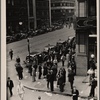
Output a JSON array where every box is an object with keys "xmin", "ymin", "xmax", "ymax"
[
  {"xmin": 7, "ymin": 80, "xmax": 14, "ymax": 96},
  {"xmin": 49, "ymin": 73, "xmax": 54, "ymax": 91},
  {"xmin": 68, "ymin": 72, "xmax": 74, "ymax": 89}
]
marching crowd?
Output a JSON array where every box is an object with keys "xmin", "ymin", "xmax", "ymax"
[{"xmin": 7, "ymin": 37, "xmax": 97, "ymax": 100}]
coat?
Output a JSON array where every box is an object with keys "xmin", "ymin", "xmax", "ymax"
[
  {"xmin": 7, "ymin": 80, "xmax": 14, "ymax": 89},
  {"xmin": 68, "ymin": 72, "xmax": 74, "ymax": 82}
]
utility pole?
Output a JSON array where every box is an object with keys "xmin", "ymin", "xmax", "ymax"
[
  {"xmin": 49, "ymin": 0, "xmax": 51, "ymax": 27},
  {"xmin": 27, "ymin": 38, "xmax": 30, "ymax": 62},
  {"xmin": 27, "ymin": 0, "xmax": 30, "ymax": 31},
  {"xmin": 33, "ymin": 0, "xmax": 37, "ymax": 29}
]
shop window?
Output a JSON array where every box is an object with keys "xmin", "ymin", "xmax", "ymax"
[
  {"xmin": 79, "ymin": 33, "xmax": 85, "ymax": 53},
  {"xmin": 88, "ymin": 0, "xmax": 96, "ymax": 16}
]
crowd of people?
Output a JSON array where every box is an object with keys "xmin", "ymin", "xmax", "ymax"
[{"xmin": 8, "ymin": 36, "xmax": 97, "ymax": 100}]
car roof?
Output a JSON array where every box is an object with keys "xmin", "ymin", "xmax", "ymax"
[
  {"xmin": 45, "ymin": 44, "xmax": 55, "ymax": 48},
  {"xmin": 26, "ymin": 51, "xmax": 40, "ymax": 57}
]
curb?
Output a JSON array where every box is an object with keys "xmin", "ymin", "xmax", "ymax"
[{"xmin": 24, "ymin": 85, "xmax": 88, "ymax": 99}]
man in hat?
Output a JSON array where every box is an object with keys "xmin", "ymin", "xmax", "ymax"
[{"xmin": 7, "ymin": 77, "xmax": 14, "ymax": 97}]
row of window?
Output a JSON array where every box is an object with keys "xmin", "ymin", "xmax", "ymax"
[
  {"xmin": 52, "ymin": 9, "xmax": 74, "ymax": 13},
  {"xmin": 51, "ymin": 2, "xmax": 74, "ymax": 7}
]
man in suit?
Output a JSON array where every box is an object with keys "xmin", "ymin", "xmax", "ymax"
[
  {"xmin": 9, "ymin": 49, "xmax": 13, "ymax": 60},
  {"xmin": 68, "ymin": 71, "xmax": 75, "ymax": 90},
  {"xmin": 89, "ymin": 77, "xmax": 97, "ymax": 98},
  {"xmin": 7, "ymin": 77, "xmax": 14, "ymax": 97},
  {"xmin": 49, "ymin": 70, "xmax": 54, "ymax": 91}
]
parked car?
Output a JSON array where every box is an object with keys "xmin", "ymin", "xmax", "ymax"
[
  {"xmin": 24, "ymin": 51, "xmax": 40, "ymax": 67},
  {"xmin": 43, "ymin": 44, "xmax": 55, "ymax": 53}
]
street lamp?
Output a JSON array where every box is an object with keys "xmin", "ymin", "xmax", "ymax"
[
  {"xmin": 19, "ymin": 22, "xmax": 23, "ymax": 32},
  {"xmin": 27, "ymin": 38, "xmax": 30, "ymax": 62}
]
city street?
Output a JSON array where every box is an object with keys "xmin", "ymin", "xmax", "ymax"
[
  {"xmin": 7, "ymin": 27, "xmax": 77, "ymax": 100},
  {"xmin": 7, "ymin": 27, "xmax": 96, "ymax": 100}
]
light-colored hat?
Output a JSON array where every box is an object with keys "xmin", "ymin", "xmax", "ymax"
[{"xmin": 91, "ymin": 54, "xmax": 95, "ymax": 58}]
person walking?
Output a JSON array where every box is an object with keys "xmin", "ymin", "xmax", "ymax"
[
  {"xmin": 58, "ymin": 73, "xmax": 65, "ymax": 92},
  {"xmin": 46, "ymin": 70, "xmax": 51, "ymax": 89},
  {"xmin": 49, "ymin": 70, "xmax": 54, "ymax": 91},
  {"xmin": 68, "ymin": 71, "xmax": 75, "ymax": 90},
  {"xmin": 87, "ymin": 67, "xmax": 95, "ymax": 83},
  {"xmin": 15, "ymin": 62, "xmax": 21, "ymax": 75},
  {"xmin": 7, "ymin": 77, "xmax": 14, "ymax": 97},
  {"xmin": 72, "ymin": 86, "xmax": 79, "ymax": 100},
  {"xmin": 16, "ymin": 65, "xmax": 23, "ymax": 80},
  {"xmin": 89, "ymin": 77, "xmax": 97, "ymax": 98},
  {"xmin": 16, "ymin": 56, "xmax": 20, "ymax": 63},
  {"xmin": 32, "ymin": 67, "xmax": 36, "ymax": 82},
  {"xmin": 38, "ymin": 64, "xmax": 42, "ymax": 79},
  {"xmin": 17, "ymin": 81, "xmax": 25, "ymax": 100},
  {"xmin": 61, "ymin": 55, "xmax": 66, "ymax": 66},
  {"xmin": 9, "ymin": 49, "xmax": 13, "ymax": 60}
]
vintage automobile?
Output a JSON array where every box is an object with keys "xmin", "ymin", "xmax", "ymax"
[{"xmin": 24, "ymin": 51, "xmax": 40, "ymax": 68}]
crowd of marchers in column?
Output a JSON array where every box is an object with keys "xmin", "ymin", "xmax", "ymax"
[{"xmin": 8, "ymin": 36, "xmax": 97, "ymax": 100}]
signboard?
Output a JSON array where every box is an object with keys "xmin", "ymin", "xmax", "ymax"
[{"xmin": 75, "ymin": 17, "xmax": 96, "ymax": 30}]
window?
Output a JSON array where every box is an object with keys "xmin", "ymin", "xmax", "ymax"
[{"xmin": 88, "ymin": 0, "xmax": 96, "ymax": 16}]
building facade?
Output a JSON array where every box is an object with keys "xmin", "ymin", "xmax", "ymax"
[
  {"xmin": 6, "ymin": 0, "xmax": 28, "ymax": 35},
  {"xmin": 36, "ymin": 0, "xmax": 49, "ymax": 28},
  {"xmin": 6, "ymin": 0, "xmax": 49, "ymax": 34},
  {"xmin": 74, "ymin": 0, "xmax": 96, "ymax": 75},
  {"xmin": 51, "ymin": 0, "xmax": 75, "ymax": 23}
]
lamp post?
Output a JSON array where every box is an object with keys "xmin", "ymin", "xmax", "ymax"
[
  {"xmin": 49, "ymin": 0, "xmax": 51, "ymax": 27},
  {"xmin": 27, "ymin": 38, "xmax": 30, "ymax": 62}
]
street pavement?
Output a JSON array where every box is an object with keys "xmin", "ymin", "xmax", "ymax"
[{"xmin": 7, "ymin": 26, "xmax": 97, "ymax": 100}]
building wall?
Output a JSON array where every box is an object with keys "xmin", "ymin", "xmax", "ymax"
[
  {"xmin": 6, "ymin": 0, "xmax": 28, "ymax": 34},
  {"xmin": 36, "ymin": 0, "xmax": 49, "ymax": 28},
  {"xmin": 74, "ymin": 0, "xmax": 97, "ymax": 76},
  {"xmin": 51, "ymin": 0, "xmax": 75, "ymax": 22}
]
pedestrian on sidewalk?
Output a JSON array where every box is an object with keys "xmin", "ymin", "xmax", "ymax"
[
  {"xmin": 46, "ymin": 70, "xmax": 51, "ymax": 89},
  {"xmin": 87, "ymin": 67, "xmax": 95, "ymax": 83},
  {"xmin": 7, "ymin": 77, "xmax": 14, "ymax": 97},
  {"xmin": 38, "ymin": 63, "xmax": 42, "ymax": 79},
  {"xmin": 49, "ymin": 70, "xmax": 54, "ymax": 91},
  {"xmin": 61, "ymin": 54, "xmax": 66, "ymax": 66},
  {"xmin": 17, "ymin": 81, "xmax": 25, "ymax": 100},
  {"xmin": 17, "ymin": 65, "xmax": 23, "ymax": 80},
  {"xmin": 9, "ymin": 49, "xmax": 13, "ymax": 60},
  {"xmin": 32, "ymin": 67, "xmax": 36, "ymax": 82},
  {"xmin": 72, "ymin": 86, "xmax": 79, "ymax": 100},
  {"xmin": 15, "ymin": 62, "xmax": 21, "ymax": 75},
  {"xmin": 68, "ymin": 71, "xmax": 75, "ymax": 90},
  {"xmin": 16, "ymin": 56, "xmax": 21, "ymax": 63},
  {"xmin": 58, "ymin": 72, "xmax": 65, "ymax": 92},
  {"xmin": 43, "ymin": 63, "xmax": 48, "ymax": 78},
  {"xmin": 89, "ymin": 77, "xmax": 97, "ymax": 98}
]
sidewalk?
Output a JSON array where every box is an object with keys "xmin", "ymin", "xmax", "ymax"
[{"xmin": 19, "ymin": 60, "xmax": 97, "ymax": 100}]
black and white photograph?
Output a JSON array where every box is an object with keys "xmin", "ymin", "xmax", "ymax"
[{"xmin": 1, "ymin": 0, "xmax": 99, "ymax": 100}]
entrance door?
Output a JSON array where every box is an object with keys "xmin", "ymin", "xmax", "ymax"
[{"xmin": 88, "ymin": 37, "xmax": 97, "ymax": 69}]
